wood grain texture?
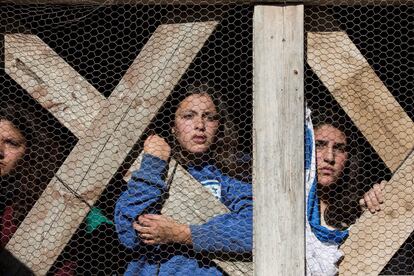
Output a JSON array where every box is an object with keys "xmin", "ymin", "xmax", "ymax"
[
  {"xmin": 253, "ymin": 5, "xmax": 304, "ymax": 276},
  {"xmin": 307, "ymin": 31, "xmax": 414, "ymax": 172},
  {"xmin": 339, "ymin": 150, "xmax": 414, "ymax": 275},
  {"xmin": 6, "ymin": 21, "xmax": 217, "ymax": 275},
  {"xmin": 5, "ymin": 34, "xmax": 106, "ymax": 138}
]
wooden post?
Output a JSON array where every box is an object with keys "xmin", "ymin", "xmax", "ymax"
[{"xmin": 253, "ymin": 5, "xmax": 304, "ymax": 276}]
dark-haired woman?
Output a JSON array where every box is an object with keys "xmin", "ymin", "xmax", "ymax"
[
  {"xmin": 115, "ymin": 83, "xmax": 252, "ymax": 275},
  {"xmin": 0, "ymin": 105, "xmax": 37, "ymax": 275},
  {"xmin": 305, "ymin": 109, "xmax": 384, "ymax": 275}
]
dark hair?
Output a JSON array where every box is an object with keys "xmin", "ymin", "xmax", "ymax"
[
  {"xmin": 0, "ymin": 104, "xmax": 35, "ymax": 148},
  {"xmin": 312, "ymin": 110, "xmax": 363, "ymax": 230},
  {"xmin": 155, "ymin": 82, "xmax": 238, "ymax": 175},
  {"xmin": 0, "ymin": 103, "xmax": 57, "ymax": 223}
]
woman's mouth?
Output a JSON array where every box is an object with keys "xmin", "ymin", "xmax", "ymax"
[
  {"xmin": 320, "ymin": 167, "xmax": 334, "ymax": 175},
  {"xmin": 192, "ymin": 135, "xmax": 207, "ymax": 144}
]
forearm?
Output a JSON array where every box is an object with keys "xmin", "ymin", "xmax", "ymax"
[{"xmin": 114, "ymin": 154, "xmax": 168, "ymax": 249}]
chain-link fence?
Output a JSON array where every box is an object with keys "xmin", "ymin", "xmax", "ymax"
[{"xmin": 0, "ymin": 2, "xmax": 412, "ymax": 276}]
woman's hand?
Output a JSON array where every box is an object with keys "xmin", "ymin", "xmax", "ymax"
[
  {"xmin": 133, "ymin": 214, "xmax": 192, "ymax": 245},
  {"xmin": 144, "ymin": 135, "xmax": 171, "ymax": 162},
  {"xmin": 359, "ymin": 181, "xmax": 386, "ymax": 213}
]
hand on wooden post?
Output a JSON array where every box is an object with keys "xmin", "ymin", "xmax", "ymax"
[
  {"xmin": 133, "ymin": 214, "xmax": 192, "ymax": 245},
  {"xmin": 144, "ymin": 135, "xmax": 171, "ymax": 162},
  {"xmin": 359, "ymin": 181, "xmax": 386, "ymax": 213}
]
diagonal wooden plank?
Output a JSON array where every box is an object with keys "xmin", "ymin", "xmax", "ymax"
[
  {"xmin": 307, "ymin": 31, "xmax": 414, "ymax": 173},
  {"xmin": 6, "ymin": 21, "xmax": 217, "ymax": 275},
  {"xmin": 308, "ymin": 31, "xmax": 414, "ymax": 275},
  {"xmin": 126, "ymin": 155, "xmax": 253, "ymax": 276},
  {"xmin": 4, "ymin": 34, "xmax": 106, "ymax": 138},
  {"xmin": 339, "ymin": 150, "xmax": 414, "ymax": 275}
]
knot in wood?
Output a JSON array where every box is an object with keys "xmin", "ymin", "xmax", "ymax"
[
  {"xmin": 405, "ymin": 202, "xmax": 413, "ymax": 211},
  {"xmin": 385, "ymin": 209, "xmax": 399, "ymax": 219}
]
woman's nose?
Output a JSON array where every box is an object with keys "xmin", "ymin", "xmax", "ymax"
[
  {"xmin": 323, "ymin": 147, "xmax": 335, "ymax": 164},
  {"xmin": 194, "ymin": 116, "xmax": 206, "ymax": 130},
  {"xmin": 0, "ymin": 143, "xmax": 4, "ymax": 159}
]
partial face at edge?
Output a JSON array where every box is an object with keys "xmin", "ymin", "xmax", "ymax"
[
  {"xmin": 174, "ymin": 94, "xmax": 219, "ymax": 154},
  {"xmin": 0, "ymin": 120, "xmax": 26, "ymax": 177},
  {"xmin": 314, "ymin": 124, "xmax": 348, "ymax": 187}
]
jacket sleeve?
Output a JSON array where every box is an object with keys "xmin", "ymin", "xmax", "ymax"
[
  {"xmin": 189, "ymin": 175, "xmax": 253, "ymax": 255},
  {"xmin": 114, "ymin": 153, "xmax": 168, "ymax": 250}
]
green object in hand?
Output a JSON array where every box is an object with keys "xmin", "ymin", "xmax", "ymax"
[{"xmin": 86, "ymin": 207, "xmax": 113, "ymax": 234}]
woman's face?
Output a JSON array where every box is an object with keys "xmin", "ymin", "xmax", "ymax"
[
  {"xmin": 174, "ymin": 94, "xmax": 219, "ymax": 154},
  {"xmin": 0, "ymin": 120, "xmax": 26, "ymax": 176},
  {"xmin": 315, "ymin": 124, "xmax": 348, "ymax": 187}
]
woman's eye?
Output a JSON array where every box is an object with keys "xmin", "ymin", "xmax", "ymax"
[
  {"xmin": 205, "ymin": 114, "xmax": 219, "ymax": 122},
  {"xmin": 315, "ymin": 140, "xmax": 326, "ymax": 148},
  {"xmin": 334, "ymin": 144, "xmax": 347, "ymax": 153},
  {"xmin": 182, "ymin": 113, "xmax": 194, "ymax": 120},
  {"xmin": 5, "ymin": 139, "xmax": 21, "ymax": 148}
]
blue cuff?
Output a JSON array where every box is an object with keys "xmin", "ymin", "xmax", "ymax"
[
  {"xmin": 139, "ymin": 153, "xmax": 168, "ymax": 174},
  {"xmin": 190, "ymin": 224, "xmax": 212, "ymax": 253}
]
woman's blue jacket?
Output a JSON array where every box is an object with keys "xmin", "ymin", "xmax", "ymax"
[{"xmin": 115, "ymin": 154, "xmax": 252, "ymax": 276}]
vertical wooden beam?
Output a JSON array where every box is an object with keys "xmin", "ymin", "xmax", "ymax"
[{"xmin": 253, "ymin": 5, "xmax": 304, "ymax": 275}]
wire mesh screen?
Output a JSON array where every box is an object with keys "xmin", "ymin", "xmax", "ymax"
[
  {"xmin": 0, "ymin": 5, "xmax": 253, "ymax": 275},
  {"xmin": 305, "ymin": 4, "xmax": 413, "ymax": 276}
]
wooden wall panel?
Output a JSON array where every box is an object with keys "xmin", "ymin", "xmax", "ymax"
[{"xmin": 253, "ymin": 5, "xmax": 304, "ymax": 276}]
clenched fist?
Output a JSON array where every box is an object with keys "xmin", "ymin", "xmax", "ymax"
[{"xmin": 144, "ymin": 135, "xmax": 171, "ymax": 161}]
